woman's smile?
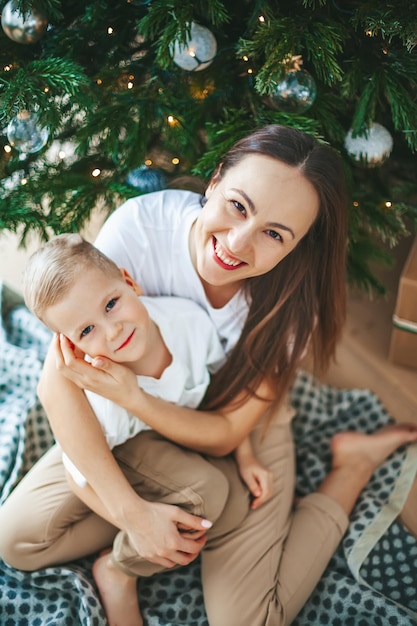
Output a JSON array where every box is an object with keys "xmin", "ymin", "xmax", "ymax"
[{"xmin": 212, "ymin": 237, "xmax": 246, "ymax": 270}]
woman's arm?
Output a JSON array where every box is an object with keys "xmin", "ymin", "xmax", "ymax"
[
  {"xmin": 57, "ymin": 335, "xmax": 275, "ymax": 456},
  {"xmin": 38, "ymin": 335, "xmax": 213, "ymax": 567}
]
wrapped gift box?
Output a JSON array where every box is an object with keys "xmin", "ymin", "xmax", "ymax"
[{"xmin": 389, "ymin": 236, "xmax": 417, "ymax": 369}]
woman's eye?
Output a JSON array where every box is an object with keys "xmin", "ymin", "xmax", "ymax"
[
  {"xmin": 81, "ymin": 325, "xmax": 94, "ymax": 337},
  {"xmin": 105, "ymin": 298, "xmax": 117, "ymax": 312},
  {"xmin": 265, "ymin": 229, "xmax": 283, "ymax": 242},
  {"xmin": 232, "ymin": 201, "xmax": 246, "ymax": 215}
]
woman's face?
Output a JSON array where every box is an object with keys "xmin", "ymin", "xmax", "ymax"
[{"xmin": 190, "ymin": 154, "xmax": 320, "ymax": 299}]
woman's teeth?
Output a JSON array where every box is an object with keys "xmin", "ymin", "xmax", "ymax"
[{"xmin": 214, "ymin": 240, "xmax": 241, "ymax": 267}]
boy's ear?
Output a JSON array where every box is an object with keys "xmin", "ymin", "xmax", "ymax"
[{"xmin": 119, "ymin": 268, "xmax": 143, "ymax": 296}]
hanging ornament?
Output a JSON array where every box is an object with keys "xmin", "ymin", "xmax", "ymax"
[
  {"xmin": 7, "ymin": 110, "xmax": 49, "ymax": 154},
  {"xmin": 126, "ymin": 165, "xmax": 167, "ymax": 194},
  {"xmin": 170, "ymin": 22, "xmax": 217, "ymax": 71},
  {"xmin": 267, "ymin": 55, "xmax": 317, "ymax": 114},
  {"xmin": 344, "ymin": 122, "xmax": 393, "ymax": 167},
  {"xmin": 1, "ymin": 0, "xmax": 48, "ymax": 44}
]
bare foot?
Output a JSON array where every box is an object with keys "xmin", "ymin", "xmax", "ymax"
[
  {"xmin": 93, "ymin": 550, "xmax": 143, "ymax": 626},
  {"xmin": 316, "ymin": 424, "xmax": 417, "ymax": 515},
  {"xmin": 331, "ymin": 423, "xmax": 417, "ymax": 477}
]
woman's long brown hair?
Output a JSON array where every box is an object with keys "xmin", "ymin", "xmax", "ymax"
[{"xmin": 201, "ymin": 125, "xmax": 348, "ymax": 411}]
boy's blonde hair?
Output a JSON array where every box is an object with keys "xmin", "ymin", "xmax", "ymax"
[{"xmin": 23, "ymin": 233, "xmax": 121, "ymax": 322}]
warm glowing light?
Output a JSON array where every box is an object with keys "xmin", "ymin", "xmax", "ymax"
[
  {"xmin": 97, "ymin": 78, "xmax": 103, "ymax": 85},
  {"xmin": 247, "ymin": 68, "xmax": 253, "ymax": 74},
  {"xmin": 242, "ymin": 55, "xmax": 249, "ymax": 62},
  {"xmin": 58, "ymin": 150, "xmax": 66, "ymax": 159},
  {"xmin": 258, "ymin": 15, "xmax": 265, "ymax": 23},
  {"xmin": 108, "ymin": 27, "xmax": 113, "ymax": 34},
  {"xmin": 172, "ymin": 157, "xmax": 180, "ymax": 165},
  {"xmin": 365, "ymin": 29, "xmax": 373, "ymax": 37},
  {"xmin": 167, "ymin": 115, "xmax": 175, "ymax": 125},
  {"xmin": 4, "ymin": 65, "xmax": 12, "ymax": 71},
  {"xmin": 353, "ymin": 201, "xmax": 359, "ymax": 207},
  {"xmin": 21, "ymin": 177, "xmax": 28, "ymax": 185},
  {"xmin": 44, "ymin": 87, "xmax": 49, "ymax": 93},
  {"xmin": 385, "ymin": 201, "xmax": 392, "ymax": 208},
  {"xmin": 127, "ymin": 81, "xmax": 133, "ymax": 89},
  {"xmin": 144, "ymin": 159, "xmax": 152, "ymax": 166},
  {"xmin": 4, "ymin": 145, "xmax": 12, "ymax": 153},
  {"xmin": 188, "ymin": 49, "xmax": 196, "ymax": 58},
  {"xmin": 92, "ymin": 168, "xmax": 101, "ymax": 177}
]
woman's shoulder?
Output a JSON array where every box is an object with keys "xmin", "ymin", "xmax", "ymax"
[{"xmin": 109, "ymin": 189, "xmax": 202, "ymax": 226}]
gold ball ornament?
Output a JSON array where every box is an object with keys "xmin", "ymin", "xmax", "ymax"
[
  {"xmin": 344, "ymin": 123, "xmax": 393, "ymax": 167},
  {"xmin": 1, "ymin": 0, "xmax": 48, "ymax": 44},
  {"xmin": 171, "ymin": 22, "xmax": 217, "ymax": 71}
]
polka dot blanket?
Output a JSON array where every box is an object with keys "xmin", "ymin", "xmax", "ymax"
[{"xmin": 1, "ymin": 281, "xmax": 417, "ymax": 626}]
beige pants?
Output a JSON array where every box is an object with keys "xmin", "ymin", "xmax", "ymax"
[{"xmin": 0, "ymin": 402, "xmax": 348, "ymax": 626}]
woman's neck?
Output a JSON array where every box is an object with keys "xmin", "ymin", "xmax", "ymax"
[{"xmin": 201, "ymin": 278, "xmax": 243, "ymax": 309}]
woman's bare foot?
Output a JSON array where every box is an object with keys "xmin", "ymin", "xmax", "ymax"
[
  {"xmin": 317, "ymin": 424, "xmax": 417, "ymax": 515},
  {"xmin": 93, "ymin": 550, "xmax": 143, "ymax": 626},
  {"xmin": 331, "ymin": 423, "xmax": 417, "ymax": 475}
]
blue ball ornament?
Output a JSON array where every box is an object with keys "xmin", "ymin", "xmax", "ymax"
[{"xmin": 126, "ymin": 165, "xmax": 167, "ymax": 194}]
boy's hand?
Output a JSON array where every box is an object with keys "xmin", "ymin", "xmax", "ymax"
[{"xmin": 238, "ymin": 459, "xmax": 273, "ymax": 510}]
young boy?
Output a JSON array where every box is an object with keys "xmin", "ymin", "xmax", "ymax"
[{"xmin": 22, "ymin": 233, "xmax": 272, "ymax": 626}]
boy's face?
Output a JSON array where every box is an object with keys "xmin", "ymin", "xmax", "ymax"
[{"xmin": 43, "ymin": 267, "xmax": 151, "ymax": 364}]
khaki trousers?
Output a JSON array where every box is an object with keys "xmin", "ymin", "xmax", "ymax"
[
  {"xmin": 0, "ymin": 401, "xmax": 348, "ymax": 626},
  {"xmin": 0, "ymin": 433, "xmax": 247, "ymax": 571}
]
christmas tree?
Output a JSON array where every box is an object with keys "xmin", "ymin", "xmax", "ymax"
[{"xmin": 1, "ymin": 0, "xmax": 417, "ymax": 293}]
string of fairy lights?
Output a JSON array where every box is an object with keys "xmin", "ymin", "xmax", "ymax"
[{"xmin": 1, "ymin": 1, "xmax": 398, "ymax": 207}]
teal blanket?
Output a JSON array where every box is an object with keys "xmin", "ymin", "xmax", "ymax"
[{"xmin": 1, "ymin": 281, "xmax": 417, "ymax": 625}]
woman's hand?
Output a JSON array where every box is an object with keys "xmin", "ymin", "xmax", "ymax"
[
  {"xmin": 123, "ymin": 500, "xmax": 211, "ymax": 568},
  {"xmin": 54, "ymin": 334, "xmax": 138, "ymax": 407},
  {"xmin": 68, "ymin": 471, "xmax": 211, "ymax": 568}
]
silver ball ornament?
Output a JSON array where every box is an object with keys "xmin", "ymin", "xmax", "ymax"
[
  {"xmin": 171, "ymin": 22, "xmax": 217, "ymax": 71},
  {"xmin": 344, "ymin": 123, "xmax": 393, "ymax": 166},
  {"xmin": 268, "ymin": 69, "xmax": 317, "ymax": 114},
  {"xmin": 7, "ymin": 110, "xmax": 49, "ymax": 154},
  {"xmin": 1, "ymin": 0, "xmax": 48, "ymax": 44}
]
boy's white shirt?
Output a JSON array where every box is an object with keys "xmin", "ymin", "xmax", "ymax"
[{"xmin": 62, "ymin": 295, "xmax": 226, "ymax": 487}]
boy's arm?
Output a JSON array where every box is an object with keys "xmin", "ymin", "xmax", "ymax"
[
  {"xmin": 235, "ymin": 437, "xmax": 274, "ymax": 510},
  {"xmin": 38, "ymin": 336, "xmax": 212, "ymax": 568},
  {"xmin": 57, "ymin": 335, "xmax": 275, "ymax": 456}
]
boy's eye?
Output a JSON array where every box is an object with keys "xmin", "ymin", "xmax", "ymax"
[
  {"xmin": 105, "ymin": 298, "xmax": 117, "ymax": 312},
  {"xmin": 265, "ymin": 229, "xmax": 283, "ymax": 242},
  {"xmin": 81, "ymin": 325, "xmax": 94, "ymax": 337}
]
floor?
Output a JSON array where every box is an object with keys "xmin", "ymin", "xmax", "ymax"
[
  {"xmin": 323, "ymin": 235, "xmax": 417, "ymax": 424},
  {"xmin": 1, "ymin": 223, "xmax": 416, "ymax": 424}
]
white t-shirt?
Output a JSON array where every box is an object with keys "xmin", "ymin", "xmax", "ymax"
[
  {"xmin": 94, "ymin": 189, "xmax": 249, "ymax": 355},
  {"xmin": 63, "ymin": 295, "xmax": 226, "ymax": 487}
]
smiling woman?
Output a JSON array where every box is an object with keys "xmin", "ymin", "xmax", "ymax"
[
  {"xmin": 190, "ymin": 154, "xmax": 319, "ymax": 310},
  {"xmin": 1, "ymin": 125, "xmax": 416, "ymax": 626}
]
